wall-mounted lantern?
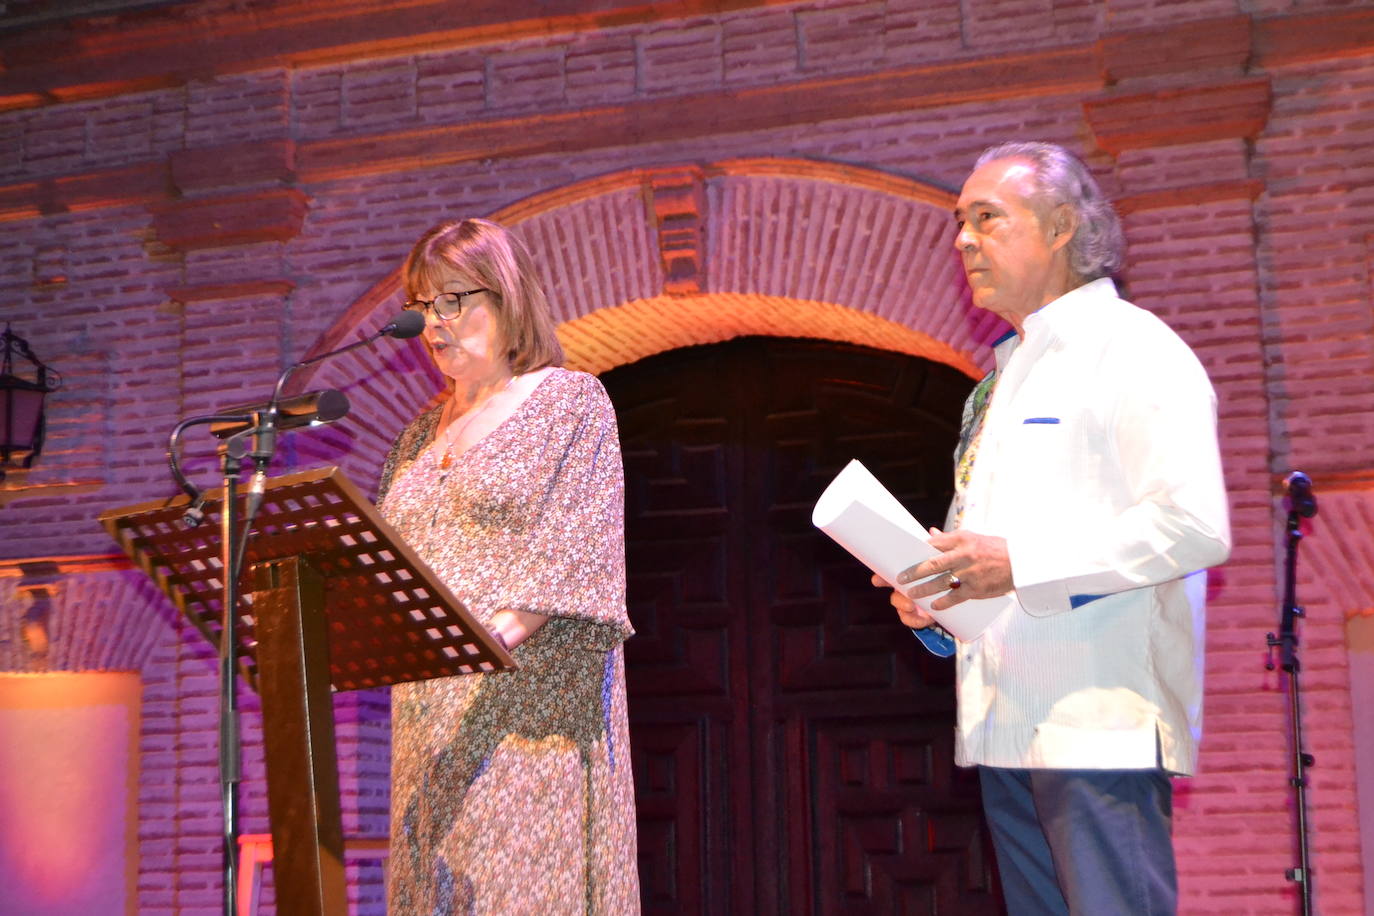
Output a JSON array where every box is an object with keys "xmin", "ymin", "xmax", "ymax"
[{"xmin": 0, "ymin": 324, "xmax": 61, "ymax": 477}]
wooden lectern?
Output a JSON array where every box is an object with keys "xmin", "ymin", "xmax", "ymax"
[{"xmin": 100, "ymin": 466, "xmax": 515, "ymax": 915}]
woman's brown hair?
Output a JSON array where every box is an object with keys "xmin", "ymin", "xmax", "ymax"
[{"xmin": 402, "ymin": 218, "xmax": 564, "ymax": 373}]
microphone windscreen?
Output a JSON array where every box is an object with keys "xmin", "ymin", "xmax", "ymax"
[
  {"xmin": 385, "ymin": 310, "xmax": 425, "ymax": 339},
  {"xmin": 307, "ymin": 388, "xmax": 351, "ymax": 424},
  {"xmin": 208, "ymin": 389, "xmax": 351, "ymax": 438},
  {"xmin": 1284, "ymin": 470, "xmax": 1318, "ymax": 518}
]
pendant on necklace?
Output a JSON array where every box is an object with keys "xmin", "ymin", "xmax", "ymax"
[{"xmin": 436, "ymin": 374, "xmax": 516, "ymax": 475}]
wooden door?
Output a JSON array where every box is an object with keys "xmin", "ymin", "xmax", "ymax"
[{"xmin": 604, "ymin": 337, "xmax": 1002, "ymax": 915}]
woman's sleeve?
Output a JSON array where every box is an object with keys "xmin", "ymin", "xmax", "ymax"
[
  {"xmin": 498, "ymin": 375, "xmax": 632, "ymax": 649},
  {"xmin": 375, "ymin": 410, "xmax": 434, "ymax": 506}
]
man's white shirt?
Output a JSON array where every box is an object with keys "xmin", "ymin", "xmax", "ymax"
[{"xmin": 951, "ymin": 278, "xmax": 1231, "ymax": 774}]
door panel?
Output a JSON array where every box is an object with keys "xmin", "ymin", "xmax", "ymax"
[{"xmin": 605, "ymin": 337, "xmax": 1002, "ymax": 915}]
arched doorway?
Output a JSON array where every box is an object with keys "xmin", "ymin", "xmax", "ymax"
[{"xmin": 604, "ymin": 336, "xmax": 1002, "ymax": 915}]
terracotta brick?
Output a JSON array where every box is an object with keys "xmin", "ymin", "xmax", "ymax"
[
  {"xmin": 149, "ymin": 188, "xmax": 308, "ymax": 251},
  {"xmin": 1099, "ymin": 14, "xmax": 1252, "ymax": 82},
  {"xmin": 1084, "ymin": 77, "xmax": 1273, "ymax": 154},
  {"xmin": 170, "ymin": 140, "xmax": 297, "ymax": 194},
  {"xmin": 486, "ymin": 45, "xmax": 566, "ymax": 111}
]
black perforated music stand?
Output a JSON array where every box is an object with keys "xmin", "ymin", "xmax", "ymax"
[{"xmin": 101, "ymin": 465, "xmax": 515, "ymax": 916}]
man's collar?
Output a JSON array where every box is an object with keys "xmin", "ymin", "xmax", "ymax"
[
  {"xmin": 991, "ymin": 277, "xmax": 1116, "ymax": 370},
  {"xmin": 1020, "ymin": 277, "xmax": 1118, "ymax": 336},
  {"xmin": 991, "ymin": 326, "xmax": 1020, "ymax": 370}
]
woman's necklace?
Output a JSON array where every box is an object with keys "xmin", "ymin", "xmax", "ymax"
[{"xmin": 436, "ymin": 374, "xmax": 518, "ymax": 471}]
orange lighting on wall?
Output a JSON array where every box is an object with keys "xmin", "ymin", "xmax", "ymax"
[{"xmin": 0, "ymin": 672, "xmax": 141, "ymax": 916}]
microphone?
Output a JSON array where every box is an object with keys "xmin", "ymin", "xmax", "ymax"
[
  {"xmin": 1284, "ymin": 471, "xmax": 1317, "ymax": 518},
  {"xmin": 268, "ymin": 310, "xmax": 424, "ymax": 406},
  {"xmin": 231, "ymin": 311, "xmax": 411, "ymax": 528},
  {"xmin": 208, "ymin": 389, "xmax": 350, "ymax": 439},
  {"xmin": 382, "ymin": 309, "xmax": 425, "ymax": 339},
  {"xmin": 167, "ymin": 311, "xmax": 416, "ymax": 524},
  {"xmin": 241, "ymin": 311, "xmax": 415, "ymax": 463}
]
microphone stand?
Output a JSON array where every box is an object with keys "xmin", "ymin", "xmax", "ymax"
[
  {"xmin": 164, "ymin": 311, "xmax": 422, "ymax": 916},
  {"xmin": 216, "ymin": 429, "xmax": 248, "ymax": 916},
  {"xmin": 1267, "ymin": 491, "xmax": 1316, "ymax": 916},
  {"xmin": 167, "ymin": 413, "xmax": 255, "ymax": 916}
]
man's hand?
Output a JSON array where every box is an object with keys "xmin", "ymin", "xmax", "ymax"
[
  {"xmin": 872, "ymin": 573, "xmax": 938, "ymax": 629},
  {"xmin": 895, "ymin": 528, "xmax": 1014, "ymax": 611}
]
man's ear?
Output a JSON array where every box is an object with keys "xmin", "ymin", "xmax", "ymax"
[{"xmin": 1049, "ymin": 203, "xmax": 1077, "ymax": 252}]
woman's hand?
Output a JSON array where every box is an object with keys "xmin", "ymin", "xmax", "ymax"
[{"xmin": 489, "ymin": 608, "xmax": 551, "ymax": 651}]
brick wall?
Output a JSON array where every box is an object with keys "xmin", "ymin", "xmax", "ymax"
[{"xmin": 0, "ymin": 0, "xmax": 1370, "ymax": 912}]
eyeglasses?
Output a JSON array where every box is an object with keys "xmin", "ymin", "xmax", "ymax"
[{"xmin": 403, "ymin": 288, "xmax": 490, "ymax": 321}]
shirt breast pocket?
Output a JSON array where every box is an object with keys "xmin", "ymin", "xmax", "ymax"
[
  {"xmin": 1007, "ymin": 409, "xmax": 1113, "ymax": 496},
  {"xmin": 995, "ymin": 415, "xmax": 1072, "ymax": 523},
  {"xmin": 1010, "ymin": 413, "xmax": 1071, "ymax": 445},
  {"xmin": 1002, "ymin": 412, "xmax": 1079, "ymax": 485}
]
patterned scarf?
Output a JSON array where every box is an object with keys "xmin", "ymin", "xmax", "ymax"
[{"xmin": 950, "ymin": 369, "xmax": 998, "ymax": 528}]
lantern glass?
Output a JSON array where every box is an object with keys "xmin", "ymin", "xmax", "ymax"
[{"xmin": 0, "ymin": 376, "xmax": 47, "ymax": 463}]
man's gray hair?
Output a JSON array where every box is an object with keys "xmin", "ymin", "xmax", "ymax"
[{"xmin": 976, "ymin": 141, "xmax": 1126, "ymax": 280}]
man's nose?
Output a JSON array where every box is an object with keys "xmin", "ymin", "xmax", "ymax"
[{"xmin": 955, "ymin": 226, "xmax": 977, "ymax": 253}]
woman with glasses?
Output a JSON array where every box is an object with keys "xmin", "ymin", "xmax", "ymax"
[{"xmin": 376, "ymin": 218, "xmax": 640, "ymax": 913}]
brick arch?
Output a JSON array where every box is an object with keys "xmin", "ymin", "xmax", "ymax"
[
  {"xmin": 0, "ymin": 571, "xmax": 173, "ymax": 673},
  {"xmin": 500, "ymin": 158, "xmax": 998, "ymax": 372},
  {"xmin": 558, "ymin": 293, "xmax": 980, "ymax": 377},
  {"xmin": 294, "ymin": 158, "xmax": 998, "ymax": 489}
]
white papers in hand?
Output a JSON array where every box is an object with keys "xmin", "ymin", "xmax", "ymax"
[{"xmin": 811, "ymin": 459, "xmax": 1015, "ymax": 642}]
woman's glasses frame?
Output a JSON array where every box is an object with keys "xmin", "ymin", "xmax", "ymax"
[{"xmin": 403, "ymin": 288, "xmax": 491, "ymax": 321}]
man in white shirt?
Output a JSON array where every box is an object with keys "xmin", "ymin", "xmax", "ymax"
[{"xmin": 877, "ymin": 142, "xmax": 1231, "ymax": 914}]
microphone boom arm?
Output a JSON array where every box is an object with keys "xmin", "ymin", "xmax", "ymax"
[{"xmin": 268, "ymin": 311, "xmax": 425, "ymax": 411}]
